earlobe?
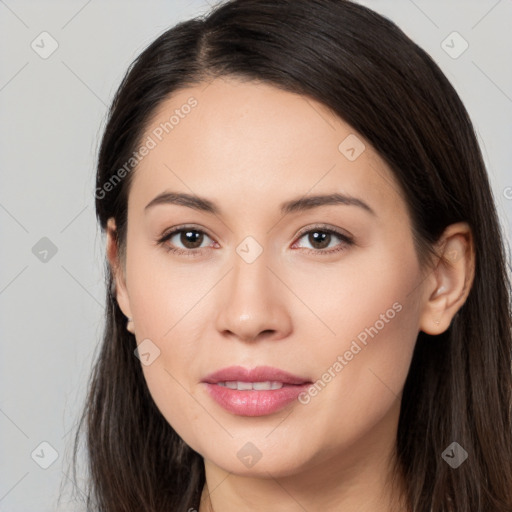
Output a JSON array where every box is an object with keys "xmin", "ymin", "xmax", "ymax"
[
  {"xmin": 419, "ymin": 222, "xmax": 475, "ymax": 335},
  {"xmin": 126, "ymin": 317, "xmax": 135, "ymax": 334},
  {"xmin": 106, "ymin": 217, "xmax": 133, "ymax": 320}
]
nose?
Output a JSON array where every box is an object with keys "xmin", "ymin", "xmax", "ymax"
[{"xmin": 215, "ymin": 250, "xmax": 293, "ymax": 343}]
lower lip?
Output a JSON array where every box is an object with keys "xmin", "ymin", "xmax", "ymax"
[{"xmin": 203, "ymin": 383, "xmax": 310, "ymax": 416}]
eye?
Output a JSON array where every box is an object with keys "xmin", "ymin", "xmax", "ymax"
[
  {"xmin": 292, "ymin": 224, "xmax": 354, "ymax": 255},
  {"xmin": 157, "ymin": 223, "xmax": 354, "ymax": 257},
  {"xmin": 157, "ymin": 225, "xmax": 216, "ymax": 256}
]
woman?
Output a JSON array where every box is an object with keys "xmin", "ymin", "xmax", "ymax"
[{"xmin": 70, "ymin": 0, "xmax": 512, "ymax": 510}]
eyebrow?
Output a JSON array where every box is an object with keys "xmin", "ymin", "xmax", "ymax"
[{"xmin": 144, "ymin": 191, "xmax": 376, "ymax": 216}]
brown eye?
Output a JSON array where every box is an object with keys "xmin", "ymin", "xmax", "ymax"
[
  {"xmin": 158, "ymin": 226, "xmax": 215, "ymax": 255},
  {"xmin": 294, "ymin": 226, "xmax": 354, "ymax": 255},
  {"xmin": 177, "ymin": 229, "xmax": 204, "ymax": 249},
  {"xmin": 307, "ymin": 230, "xmax": 331, "ymax": 250}
]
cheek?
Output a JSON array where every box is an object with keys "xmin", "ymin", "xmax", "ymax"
[
  {"xmin": 287, "ymin": 232, "xmax": 421, "ymax": 348},
  {"xmin": 125, "ymin": 246, "xmax": 215, "ymax": 449},
  {"xmin": 291, "ymin": 303, "xmax": 420, "ymax": 459},
  {"xmin": 141, "ymin": 363, "xmax": 211, "ymax": 453},
  {"xmin": 125, "ymin": 237, "xmax": 213, "ymax": 339},
  {"xmin": 330, "ymin": 302, "xmax": 418, "ymax": 449},
  {"xmin": 294, "ymin": 252, "xmax": 422, "ymax": 446}
]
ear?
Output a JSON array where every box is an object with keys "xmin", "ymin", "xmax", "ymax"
[
  {"xmin": 106, "ymin": 217, "xmax": 132, "ymax": 320},
  {"xmin": 419, "ymin": 222, "xmax": 475, "ymax": 335}
]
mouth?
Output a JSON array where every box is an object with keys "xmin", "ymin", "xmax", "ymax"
[{"xmin": 201, "ymin": 365, "xmax": 312, "ymax": 416}]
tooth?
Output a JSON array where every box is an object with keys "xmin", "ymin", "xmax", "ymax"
[
  {"xmin": 252, "ymin": 381, "xmax": 273, "ymax": 390},
  {"xmin": 217, "ymin": 381, "xmax": 285, "ymax": 390}
]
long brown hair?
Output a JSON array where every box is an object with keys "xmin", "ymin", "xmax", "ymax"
[{"xmin": 66, "ymin": 1, "xmax": 512, "ymax": 510}]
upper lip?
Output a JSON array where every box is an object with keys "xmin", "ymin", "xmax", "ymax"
[{"xmin": 202, "ymin": 365, "xmax": 311, "ymax": 385}]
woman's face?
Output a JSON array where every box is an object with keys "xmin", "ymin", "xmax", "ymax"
[{"xmin": 110, "ymin": 76, "xmax": 428, "ymax": 479}]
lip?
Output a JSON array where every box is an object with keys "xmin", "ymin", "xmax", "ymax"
[
  {"xmin": 201, "ymin": 365, "xmax": 312, "ymax": 417},
  {"xmin": 202, "ymin": 365, "xmax": 310, "ymax": 385}
]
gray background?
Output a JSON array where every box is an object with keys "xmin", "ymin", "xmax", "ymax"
[{"xmin": 0, "ymin": 0, "xmax": 511, "ymax": 510}]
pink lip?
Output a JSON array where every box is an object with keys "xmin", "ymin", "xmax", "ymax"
[
  {"xmin": 202, "ymin": 365, "xmax": 310, "ymax": 385},
  {"xmin": 201, "ymin": 365, "xmax": 312, "ymax": 417}
]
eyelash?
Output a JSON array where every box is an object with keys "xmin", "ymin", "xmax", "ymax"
[{"xmin": 156, "ymin": 224, "xmax": 354, "ymax": 257}]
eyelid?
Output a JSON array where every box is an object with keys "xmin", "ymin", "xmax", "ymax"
[
  {"xmin": 159, "ymin": 223, "xmax": 215, "ymax": 241},
  {"xmin": 293, "ymin": 223, "xmax": 352, "ymax": 240}
]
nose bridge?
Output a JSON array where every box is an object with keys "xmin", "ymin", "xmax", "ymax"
[
  {"xmin": 215, "ymin": 238, "xmax": 292, "ymax": 341},
  {"xmin": 232, "ymin": 244, "xmax": 273, "ymax": 302}
]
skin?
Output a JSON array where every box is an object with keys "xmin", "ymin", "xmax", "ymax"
[{"xmin": 106, "ymin": 76, "xmax": 475, "ymax": 511}]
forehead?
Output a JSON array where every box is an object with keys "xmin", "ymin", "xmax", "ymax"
[{"xmin": 129, "ymin": 76, "xmax": 406, "ymax": 221}]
